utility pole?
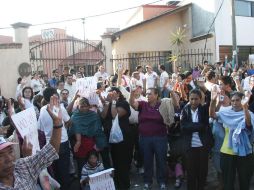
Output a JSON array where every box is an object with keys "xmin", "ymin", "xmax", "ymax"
[
  {"xmin": 82, "ymin": 18, "xmax": 85, "ymax": 42},
  {"xmin": 231, "ymin": 0, "xmax": 238, "ymax": 68}
]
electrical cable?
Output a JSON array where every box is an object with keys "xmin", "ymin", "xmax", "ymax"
[
  {"xmin": 202, "ymin": 0, "xmax": 225, "ymax": 63},
  {"xmin": 0, "ymin": 0, "xmax": 167, "ymax": 29}
]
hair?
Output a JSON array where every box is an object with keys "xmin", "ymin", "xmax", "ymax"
[
  {"xmin": 123, "ymin": 69, "xmax": 129, "ymax": 75},
  {"xmin": 147, "ymin": 88, "xmax": 160, "ymax": 99},
  {"xmin": 17, "ymin": 77, "xmax": 22, "ymax": 84},
  {"xmin": 160, "ymin": 65, "xmax": 166, "ymax": 71},
  {"xmin": 108, "ymin": 87, "xmax": 125, "ymax": 101},
  {"xmin": 230, "ymin": 91, "xmax": 244, "ymax": 99},
  {"xmin": 136, "ymin": 65, "xmax": 142, "ymax": 71},
  {"xmin": 87, "ymin": 150, "xmax": 99, "ymax": 160},
  {"xmin": 66, "ymin": 74, "xmax": 73, "ymax": 78},
  {"xmin": 206, "ymin": 70, "xmax": 216, "ymax": 81},
  {"xmin": 57, "ymin": 81, "xmax": 64, "ymax": 86},
  {"xmin": 79, "ymin": 97, "xmax": 90, "ymax": 106},
  {"xmin": 219, "ymin": 76, "xmax": 232, "ymax": 87},
  {"xmin": 204, "ymin": 60, "xmax": 208, "ymax": 64},
  {"xmin": 43, "ymin": 87, "xmax": 58, "ymax": 103},
  {"xmin": 22, "ymin": 87, "xmax": 34, "ymax": 100},
  {"xmin": 189, "ymin": 89, "xmax": 202, "ymax": 99},
  {"xmin": 33, "ymin": 94, "xmax": 43, "ymax": 111},
  {"xmin": 61, "ymin": 89, "xmax": 69, "ymax": 94},
  {"xmin": 184, "ymin": 71, "xmax": 192, "ymax": 78},
  {"xmin": 97, "ymin": 82, "xmax": 103, "ymax": 89},
  {"xmin": 178, "ymin": 73, "xmax": 185, "ymax": 80},
  {"xmin": 52, "ymin": 69, "xmax": 58, "ymax": 74}
]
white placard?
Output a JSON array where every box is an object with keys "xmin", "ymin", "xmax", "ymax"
[
  {"xmin": 249, "ymin": 54, "xmax": 254, "ymax": 64},
  {"xmin": 76, "ymin": 77, "xmax": 99, "ymax": 105},
  {"xmin": 89, "ymin": 168, "xmax": 115, "ymax": 190},
  {"xmin": 11, "ymin": 107, "xmax": 40, "ymax": 155}
]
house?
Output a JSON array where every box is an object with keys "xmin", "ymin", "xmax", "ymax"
[{"xmin": 103, "ymin": 0, "xmax": 254, "ymax": 73}]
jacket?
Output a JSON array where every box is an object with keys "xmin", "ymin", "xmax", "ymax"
[{"xmin": 180, "ymin": 90, "xmax": 214, "ymax": 151}]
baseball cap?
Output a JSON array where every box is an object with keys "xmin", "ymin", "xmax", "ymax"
[{"xmin": 0, "ymin": 137, "xmax": 17, "ymax": 151}]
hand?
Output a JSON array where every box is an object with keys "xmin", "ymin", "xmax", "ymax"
[
  {"xmin": 73, "ymin": 91, "xmax": 80, "ymax": 101},
  {"xmin": 17, "ymin": 96, "xmax": 25, "ymax": 110},
  {"xmin": 73, "ymin": 142, "xmax": 81, "ymax": 153},
  {"xmin": 47, "ymin": 95, "xmax": 62, "ymax": 126},
  {"xmin": 7, "ymin": 99, "xmax": 15, "ymax": 117},
  {"xmin": 22, "ymin": 136, "xmax": 33, "ymax": 157},
  {"xmin": 111, "ymin": 91, "xmax": 118, "ymax": 101}
]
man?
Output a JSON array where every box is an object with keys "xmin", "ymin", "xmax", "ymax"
[
  {"xmin": 57, "ymin": 81, "xmax": 65, "ymax": 95},
  {"xmin": 94, "ymin": 65, "xmax": 109, "ymax": 82},
  {"xmin": 60, "ymin": 66, "xmax": 70, "ymax": 82},
  {"xmin": 49, "ymin": 69, "xmax": 60, "ymax": 88},
  {"xmin": 158, "ymin": 65, "xmax": 169, "ymax": 98},
  {"xmin": 64, "ymin": 74, "xmax": 76, "ymax": 100},
  {"xmin": 38, "ymin": 87, "xmax": 71, "ymax": 190},
  {"xmin": 144, "ymin": 65, "xmax": 158, "ymax": 91},
  {"xmin": 60, "ymin": 89, "xmax": 70, "ymax": 108},
  {"xmin": 79, "ymin": 66, "xmax": 85, "ymax": 78},
  {"xmin": 31, "ymin": 72, "xmax": 43, "ymax": 95},
  {"xmin": 136, "ymin": 65, "xmax": 146, "ymax": 89},
  {"xmin": 0, "ymin": 95, "xmax": 62, "ymax": 190}
]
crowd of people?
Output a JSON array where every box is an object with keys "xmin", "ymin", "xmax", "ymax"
[{"xmin": 0, "ymin": 61, "xmax": 254, "ymax": 190}]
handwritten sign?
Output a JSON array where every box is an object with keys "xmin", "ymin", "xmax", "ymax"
[
  {"xmin": 89, "ymin": 168, "xmax": 115, "ymax": 190},
  {"xmin": 76, "ymin": 77, "xmax": 99, "ymax": 105},
  {"xmin": 11, "ymin": 107, "xmax": 40, "ymax": 155}
]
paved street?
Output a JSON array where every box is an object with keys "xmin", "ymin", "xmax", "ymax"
[{"xmin": 70, "ymin": 158, "xmax": 254, "ymax": 189}]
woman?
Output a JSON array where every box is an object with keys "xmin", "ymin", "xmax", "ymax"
[
  {"xmin": 121, "ymin": 69, "xmax": 131, "ymax": 91},
  {"xmin": 210, "ymin": 91, "xmax": 254, "ymax": 190},
  {"xmin": 19, "ymin": 86, "xmax": 34, "ymax": 110},
  {"xmin": 180, "ymin": 88, "xmax": 213, "ymax": 190},
  {"xmin": 69, "ymin": 98, "xmax": 107, "ymax": 176},
  {"xmin": 101, "ymin": 87, "xmax": 133, "ymax": 190},
  {"xmin": 31, "ymin": 73, "xmax": 44, "ymax": 95},
  {"xmin": 130, "ymin": 88, "xmax": 169, "ymax": 190}
]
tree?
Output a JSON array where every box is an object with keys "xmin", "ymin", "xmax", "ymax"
[{"xmin": 169, "ymin": 27, "xmax": 186, "ymax": 72}]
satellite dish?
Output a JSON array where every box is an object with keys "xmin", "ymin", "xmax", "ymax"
[{"xmin": 18, "ymin": 62, "xmax": 32, "ymax": 77}]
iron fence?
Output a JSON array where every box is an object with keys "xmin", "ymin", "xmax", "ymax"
[{"xmin": 110, "ymin": 49, "xmax": 213, "ymax": 74}]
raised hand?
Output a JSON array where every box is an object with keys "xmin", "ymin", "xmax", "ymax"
[
  {"xmin": 21, "ymin": 136, "xmax": 33, "ymax": 157},
  {"xmin": 47, "ymin": 95, "xmax": 62, "ymax": 126},
  {"xmin": 7, "ymin": 98, "xmax": 15, "ymax": 117}
]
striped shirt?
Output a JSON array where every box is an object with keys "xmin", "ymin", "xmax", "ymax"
[{"xmin": 191, "ymin": 109, "xmax": 203, "ymax": 147}]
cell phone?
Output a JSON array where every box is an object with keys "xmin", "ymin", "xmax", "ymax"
[
  {"xmin": 197, "ymin": 77, "xmax": 206, "ymax": 82},
  {"xmin": 219, "ymin": 95, "xmax": 224, "ymax": 102}
]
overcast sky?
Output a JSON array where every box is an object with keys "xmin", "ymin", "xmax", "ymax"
[{"xmin": 0, "ymin": 0, "xmax": 172, "ymax": 40}]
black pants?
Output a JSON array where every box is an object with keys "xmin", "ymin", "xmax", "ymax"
[
  {"xmin": 220, "ymin": 153, "xmax": 254, "ymax": 190},
  {"xmin": 111, "ymin": 139, "xmax": 134, "ymax": 189},
  {"xmin": 53, "ymin": 141, "xmax": 71, "ymax": 190},
  {"xmin": 185, "ymin": 147, "xmax": 208, "ymax": 190},
  {"xmin": 131, "ymin": 124, "xmax": 143, "ymax": 168}
]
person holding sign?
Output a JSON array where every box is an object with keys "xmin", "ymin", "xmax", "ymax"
[
  {"xmin": 80, "ymin": 151, "xmax": 105, "ymax": 190},
  {"xmin": 0, "ymin": 95, "xmax": 63, "ymax": 190}
]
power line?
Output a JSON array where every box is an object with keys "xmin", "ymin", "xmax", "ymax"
[
  {"xmin": 0, "ymin": 0, "xmax": 166, "ymax": 29},
  {"xmin": 202, "ymin": 0, "xmax": 225, "ymax": 63}
]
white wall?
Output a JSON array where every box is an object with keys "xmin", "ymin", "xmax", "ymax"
[{"xmin": 215, "ymin": 0, "xmax": 254, "ymax": 61}]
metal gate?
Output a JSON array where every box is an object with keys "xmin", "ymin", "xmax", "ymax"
[{"xmin": 30, "ymin": 36, "xmax": 105, "ymax": 77}]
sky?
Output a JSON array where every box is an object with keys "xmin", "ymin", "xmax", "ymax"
[{"xmin": 0, "ymin": 0, "xmax": 172, "ymax": 40}]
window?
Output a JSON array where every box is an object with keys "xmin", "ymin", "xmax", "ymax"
[{"xmin": 235, "ymin": 0, "xmax": 252, "ymax": 17}]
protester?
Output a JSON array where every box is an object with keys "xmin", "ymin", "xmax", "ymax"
[
  {"xmin": 144, "ymin": 65, "xmax": 158, "ymax": 91},
  {"xmin": 64, "ymin": 74, "xmax": 76, "ymax": 100},
  {"xmin": 31, "ymin": 73, "xmax": 44, "ymax": 95},
  {"xmin": 94, "ymin": 65, "xmax": 109, "ymax": 82},
  {"xmin": 49, "ymin": 69, "xmax": 60, "ymax": 88},
  {"xmin": 158, "ymin": 65, "xmax": 169, "ymax": 98}
]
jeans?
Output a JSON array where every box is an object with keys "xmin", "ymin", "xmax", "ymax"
[
  {"xmin": 53, "ymin": 141, "xmax": 71, "ymax": 190},
  {"xmin": 139, "ymin": 136, "xmax": 167, "ymax": 185},
  {"xmin": 160, "ymin": 88, "xmax": 169, "ymax": 98}
]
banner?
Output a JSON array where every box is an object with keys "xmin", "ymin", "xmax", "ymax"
[
  {"xmin": 76, "ymin": 77, "xmax": 99, "ymax": 105},
  {"xmin": 89, "ymin": 168, "xmax": 115, "ymax": 190},
  {"xmin": 11, "ymin": 107, "xmax": 40, "ymax": 155}
]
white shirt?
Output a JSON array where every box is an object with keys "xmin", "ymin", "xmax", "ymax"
[
  {"xmin": 31, "ymin": 79, "xmax": 43, "ymax": 93},
  {"xmin": 129, "ymin": 95, "xmax": 147, "ymax": 124},
  {"xmin": 94, "ymin": 71, "xmax": 109, "ymax": 81},
  {"xmin": 191, "ymin": 108, "xmax": 203, "ymax": 147},
  {"xmin": 64, "ymin": 83, "xmax": 76, "ymax": 100},
  {"xmin": 145, "ymin": 71, "xmax": 158, "ymax": 90},
  {"xmin": 38, "ymin": 104, "xmax": 70, "ymax": 143},
  {"xmin": 159, "ymin": 71, "xmax": 169, "ymax": 88}
]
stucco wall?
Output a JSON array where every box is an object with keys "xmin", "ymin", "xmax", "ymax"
[
  {"xmin": 113, "ymin": 13, "xmax": 184, "ymax": 55},
  {"xmin": 0, "ymin": 48, "xmax": 25, "ymax": 98}
]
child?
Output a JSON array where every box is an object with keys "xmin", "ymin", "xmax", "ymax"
[{"xmin": 80, "ymin": 151, "xmax": 104, "ymax": 190}]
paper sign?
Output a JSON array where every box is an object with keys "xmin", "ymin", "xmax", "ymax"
[
  {"xmin": 89, "ymin": 168, "xmax": 115, "ymax": 190},
  {"xmin": 76, "ymin": 77, "xmax": 99, "ymax": 105},
  {"xmin": 11, "ymin": 107, "xmax": 40, "ymax": 155},
  {"xmin": 249, "ymin": 54, "xmax": 254, "ymax": 64}
]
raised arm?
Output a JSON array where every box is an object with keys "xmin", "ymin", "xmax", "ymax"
[
  {"xmin": 130, "ymin": 90, "xmax": 139, "ymax": 110},
  {"xmin": 209, "ymin": 89, "xmax": 218, "ymax": 119}
]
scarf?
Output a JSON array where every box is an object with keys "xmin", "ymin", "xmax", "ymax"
[
  {"xmin": 69, "ymin": 110, "xmax": 107, "ymax": 149},
  {"xmin": 217, "ymin": 106, "xmax": 254, "ymax": 156}
]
